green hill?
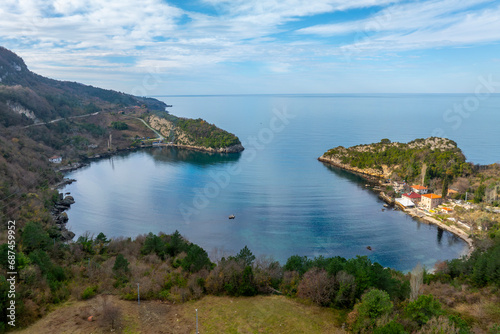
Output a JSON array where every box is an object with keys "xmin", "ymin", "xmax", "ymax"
[
  {"xmin": 320, "ymin": 137, "xmax": 471, "ymax": 184},
  {"xmin": 0, "ymin": 47, "xmax": 165, "ymax": 125}
]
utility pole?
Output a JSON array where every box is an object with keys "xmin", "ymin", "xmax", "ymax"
[{"xmin": 137, "ymin": 283, "xmax": 140, "ymax": 305}]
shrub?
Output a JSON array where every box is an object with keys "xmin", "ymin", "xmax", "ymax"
[
  {"xmin": 111, "ymin": 121, "xmax": 128, "ymax": 130},
  {"xmin": 416, "ymin": 316, "xmax": 460, "ymax": 334},
  {"xmin": 404, "ymin": 294, "xmax": 443, "ymax": 326},
  {"xmin": 373, "ymin": 320, "xmax": 408, "ymax": 334},
  {"xmin": 352, "ymin": 289, "xmax": 394, "ymax": 333},
  {"xmin": 81, "ymin": 285, "xmax": 98, "ymax": 300},
  {"xmin": 297, "ymin": 268, "xmax": 334, "ymax": 306}
]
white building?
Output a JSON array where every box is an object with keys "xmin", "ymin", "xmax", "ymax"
[{"xmin": 49, "ymin": 155, "xmax": 62, "ymax": 164}]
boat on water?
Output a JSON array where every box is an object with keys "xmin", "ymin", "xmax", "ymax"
[
  {"xmin": 228, "ymin": 214, "xmax": 235, "ymax": 219},
  {"xmin": 165, "ymin": 104, "xmax": 173, "ymax": 107}
]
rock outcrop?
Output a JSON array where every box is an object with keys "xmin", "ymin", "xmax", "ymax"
[
  {"xmin": 318, "ymin": 155, "xmax": 389, "ymax": 179},
  {"xmin": 51, "ymin": 194, "xmax": 76, "ymax": 241}
]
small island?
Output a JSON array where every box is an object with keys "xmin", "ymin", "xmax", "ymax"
[{"xmin": 319, "ymin": 137, "xmax": 500, "ymax": 250}]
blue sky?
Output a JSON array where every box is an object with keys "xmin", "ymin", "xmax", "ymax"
[{"xmin": 0, "ymin": 0, "xmax": 499, "ymax": 94}]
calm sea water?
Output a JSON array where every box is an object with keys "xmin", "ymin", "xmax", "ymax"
[{"xmin": 63, "ymin": 94, "xmax": 500, "ymax": 272}]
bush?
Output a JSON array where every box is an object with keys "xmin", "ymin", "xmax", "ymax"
[
  {"xmin": 373, "ymin": 320, "xmax": 408, "ymax": 334},
  {"xmin": 111, "ymin": 121, "xmax": 128, "ymax": 130},
  {"xmin": 81, "ymin": 285, "xmax": 98, "ymax": 300},
  {"xmin": 405, "ymin": 295, "xmax": 443, "ymax": 326},
  {"xmin": 352, "ymin": 289, "xmax": 394, "ymax": 332}
]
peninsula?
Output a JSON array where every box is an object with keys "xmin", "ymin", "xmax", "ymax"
[
  {"xmin": 319, "ymin": 137, "xmax": 500, "ymax": 249},
  {"xmin": 0, "ymin": 46, "xmax": 243, "ymax": 166}
]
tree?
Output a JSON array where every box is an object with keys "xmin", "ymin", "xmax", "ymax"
[
  {"xmin": 166, "ymin": 230, "xmax": 186, "ymax": 257},
  {"xmin": 22, "ymin": 221, "xmax": 51, "ymax": 253},
  {"xmin": 235, "ymin": 246, "xmax": 255, "ymax": 267},
  {"xmin": 141, "ymin": 232, "xmax": 165, "ymax": 259},
  {"xmin": 95, "ymin": 232, "xmax": 108, "ymax": 244},
  {"xmin": 352, "ymin": 289, "xmax": 394, "ymax": 332},
  {"xmin": 181, "ymin": 244, "xmax": 212, "ymax": 273},
  {"xmin": 474, "ymin": 184, "xmax": 486, "ymax": 203},
  {"xmin": 442, "ymin": 177, "xmax": 449, "ymax": 197},
  {"xmin": 410, "ymin": 263, "xmax": 424, "ymax": 301},
  {"xmin": 284, "ymin": 255, "xmax": 310, "ymax": 275},
  {"xmin": 297, "ymin": 268, "xmax": 334, "ymax": 306},
  {"xmin": 113, "ymin": 254, "xmax": 130, "ymax": 285}
]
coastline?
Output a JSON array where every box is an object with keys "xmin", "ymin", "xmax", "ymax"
[
  {"xmin": 318, "ymin": 156, "xmax": 475, "ymax": 257},
  {"xmin": 50, "ymin": 143, "xmax": 243, "ymax": 240}
]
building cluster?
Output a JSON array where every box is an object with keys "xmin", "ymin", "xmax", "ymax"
[{"xmin": 395, "ymin": 184, "xmax": 448, "ymax": 212}]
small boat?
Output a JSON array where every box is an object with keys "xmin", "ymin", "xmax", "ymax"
[
  {"xmin": 383, "ymin": 204, "xmax": 389, "ymax": 208},
  {"xmin": 165, "ymin": 104, "xmax": 173, "ymax": 108},
  {"xmin": 366, "ymin": 246, "xmax": 372, "ymax": 251},
  {"xmin": 228, "ymin": 214, "xmax": 235, "ymax": 219}
]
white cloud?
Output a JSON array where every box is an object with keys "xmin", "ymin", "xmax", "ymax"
[
  {"xmin": 338, "ymin": 3, "xmax": 500, "ymax": 54},
  {"xmin": 0, "ymin": 0, "xmax": 499, "ymax": 93}
]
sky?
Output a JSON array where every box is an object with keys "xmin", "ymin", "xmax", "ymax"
[{"xmin": 0, "ymin": 0, "xmax": 499, "ymax": 95}]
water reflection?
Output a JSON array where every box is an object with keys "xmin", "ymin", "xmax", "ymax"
[
  {"xmin": 148, "ymin": 147, "xmax": 242, "ymax": 166},
  {"xmin": 437, "ymin": 228, "xmax": 443, "ymax": 244},
  {"xmin": 320, "ymin": 161, "xmax": 371, "ymax": 187}
]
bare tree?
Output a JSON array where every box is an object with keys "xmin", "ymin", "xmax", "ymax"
[
  {"xmin": 297, "ymin": 268, "xmax": 335, "ymax": 306},
  {"xmin": 410, "ymin": 263, "xmax": 423, "ymax": 301},
  {"xmin": 100, "ymin": 295, "xmax": 122, "ymax": 331}
]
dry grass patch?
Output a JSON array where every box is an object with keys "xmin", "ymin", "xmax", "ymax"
[
  {"xmin": 18, "ymin": 294, "xmax": 346, "ymax": 334},
  {"xmin": 177, "ymin": 295, "xmax": 346, "ymax": 334}
]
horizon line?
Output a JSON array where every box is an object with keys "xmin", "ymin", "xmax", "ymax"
[{"xmin": 150, "ymin": 93, "xmax": 500, "ymax": 98}]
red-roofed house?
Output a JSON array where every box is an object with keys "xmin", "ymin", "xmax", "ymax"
[
  {"xmin": 402, "ymin": 192, "xmax": 421, "ymax": 204},
  {"xmin": 421, "ymin": 193, "xmax": 442, "ymax": 210},
  {"xmin": 411, "ymin": 185, "xmax": 428, "ymax": 194},
  {"xmin": 49, "ymin": 155, "xmax": 62, "ymax": 164}
]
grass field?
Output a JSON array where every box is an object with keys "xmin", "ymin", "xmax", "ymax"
[{"xmin": 17, "ymin": 295, "xmax": 346, "ymax": 334}]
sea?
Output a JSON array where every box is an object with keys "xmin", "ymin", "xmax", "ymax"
[{"xmin": 62, "ymin": 94, "xmax": 500, "ymax": 272}]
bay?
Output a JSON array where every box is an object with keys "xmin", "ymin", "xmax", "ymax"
[{"xmin": 63, "ymin": 94, "xmax": 500, "ymax": 272}]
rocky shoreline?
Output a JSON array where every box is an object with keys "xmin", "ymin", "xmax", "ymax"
[
  {"xmin": 50, "ymin": 192, "xmax": 76, "ymax": 241},
  {"xmin": 317, "ymin": 156, "xmax": 386, "ymax": 180},
  {"xmin": 318, "ymin": 156, "xmax": 475, "ymax": 256}
]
